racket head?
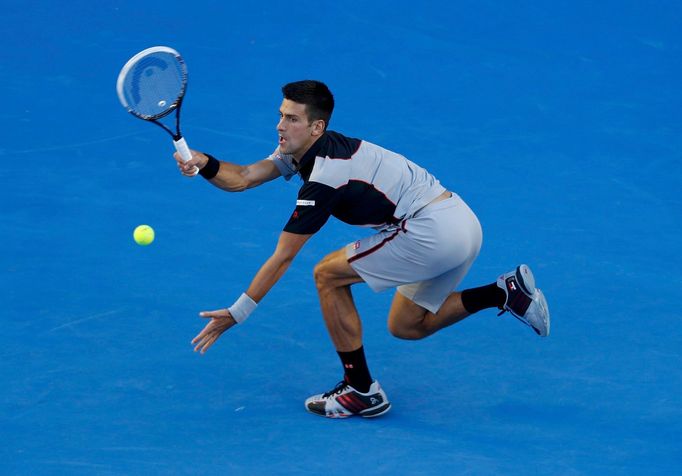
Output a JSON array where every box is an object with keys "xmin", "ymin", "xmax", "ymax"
[{"xmin": 117, "ymin": 46, "xmax": 187, "ymax": 120}]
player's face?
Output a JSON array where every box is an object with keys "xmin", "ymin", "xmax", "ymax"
[{"xmin": 277, "ymin": 99, "xmax": 324, "ymax": 160}]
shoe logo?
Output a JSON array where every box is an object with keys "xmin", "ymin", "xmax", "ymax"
[{"xmin": 370, "ymin": 397, "xmax": 379, "ymax": 405}]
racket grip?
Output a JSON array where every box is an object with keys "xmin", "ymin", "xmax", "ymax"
[{"xmin": 173, "ymin": 137, "xmax": 199, "ymax": 176}]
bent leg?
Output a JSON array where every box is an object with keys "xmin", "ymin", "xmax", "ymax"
[
  {"xmin": 387, "ymin": 291, "xmax": 472, "ymax": 340},
  {"xmin": 388, "ymin": 281, "xmax": 506, "ymax": 340}
]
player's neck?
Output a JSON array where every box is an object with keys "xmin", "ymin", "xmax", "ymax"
[{"xmin": 293, "ymin": 133, "xmax": 325, "ymax": 163}]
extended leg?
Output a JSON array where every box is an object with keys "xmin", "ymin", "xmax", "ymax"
[
  {"xmin": 305, "ymin": 248, "xmax": 391, "ymax": 418},
  {"xmin": 313, "ymin": 248, "xmax": 365, "ymax": 351}
]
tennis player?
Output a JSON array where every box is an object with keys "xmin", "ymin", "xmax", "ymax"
[{"xmin": 175, "ymin": 80, "xmax": 550, "ymax": 418}]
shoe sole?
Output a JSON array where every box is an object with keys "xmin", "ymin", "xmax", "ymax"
[
  {"xmin": 360, "ymin": 402, "xmax": 391, "ymax": 418},
  {"xmin": 517, "ymin": 288, "xmax": 550, "ymax": 337},
  {"xmin": 533, "ymin": 288, "xmax": 550, "ymax": 337},
  {"xmin": 305, "ymin": 402, "xmax": 392, "ymax": 419}
]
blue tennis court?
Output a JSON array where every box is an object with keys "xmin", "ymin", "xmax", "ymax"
[{"xmin": 2, "ymin": 1, "xmax": 680, "ymax": 474}]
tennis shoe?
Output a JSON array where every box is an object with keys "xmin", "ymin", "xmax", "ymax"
[
  {"xmin": 497, "ymin": 264, "xmax": 550, "ymax": 337},
  {"xmin": 305, "ymin": 379, "xmax": 391, "ymax": 418}
]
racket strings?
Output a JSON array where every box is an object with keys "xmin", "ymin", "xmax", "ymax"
[{"xmin": 121, "ymin": 52, "xmax": 186, "ymax": 120}]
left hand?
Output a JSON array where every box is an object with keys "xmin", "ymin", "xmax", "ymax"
[{"xmin": 191, "ymin": 309, "xmax": 237, "ymax": 354}]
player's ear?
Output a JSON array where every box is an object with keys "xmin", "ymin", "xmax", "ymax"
[{"xmin": 311, "ymin": 119, "xmax": 326, "ymax": 136}]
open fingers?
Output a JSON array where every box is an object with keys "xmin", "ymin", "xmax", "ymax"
[
  {"xmin": 192, "ymin": 319, "xmax": 219, "ymax": 344},
  {"xmin": 193, "ymin": 331, "xmax": 219, "ymax": 353},
  {"xmin": 192, "ymin": 329, "xmax": 214, "ymax": 351},
  {"xmin": 191, "ymin": 310, "xmax": 235, "ymax": 353},
  {"xmin": 199, "ymin": 335, "xmax": 218, "ymax": 354}
]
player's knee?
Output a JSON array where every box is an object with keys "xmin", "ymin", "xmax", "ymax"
[
  {"xmin": 388, "ymin": 318, "xmax": 427, "ymax": 340},
  {"xmin": 387, "ymin": 320, "xmax": 409, "ymax": 339},
  {"xmin": 314, "ymin": 252, "xmax": 349, "ymax": 291},
  {"xmin": 313, "ymin": 261, "xmax": 331, "ymax": 290}
]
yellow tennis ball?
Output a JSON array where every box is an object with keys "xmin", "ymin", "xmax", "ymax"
[{"xmin": 133, "ymin": 225, "xmax": 155, "ymax": 246}]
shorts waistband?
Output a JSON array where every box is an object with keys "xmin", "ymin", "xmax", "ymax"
[{"xmin": 413, "ymin": 191, "xmax": 460, "ymax": 216}]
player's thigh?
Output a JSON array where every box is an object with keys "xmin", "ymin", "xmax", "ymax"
[{"xmin": 314, "ymin": 247, "xmax": 365, "ymax": 288}]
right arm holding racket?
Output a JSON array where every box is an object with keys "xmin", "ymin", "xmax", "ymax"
[
  {"xmin": 173, "ymin": 149, "xmax": 282, "ymax": 190},
  {"xmin": 116, "ymin": 46, "xmax": 282, "ymax": 189}
]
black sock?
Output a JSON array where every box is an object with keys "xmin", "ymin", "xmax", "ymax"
[
  {"xmin": 461, "ymin": 283, "xmax": 506, "ymax": 314},
  {"xmin": 337, "ymin": 346, "xmax": 372, "ymax": 393}
]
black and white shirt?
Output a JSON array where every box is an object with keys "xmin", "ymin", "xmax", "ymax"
[{"xmin": 268, "ymin": 131, "xmax": 446, "ymax": 235}]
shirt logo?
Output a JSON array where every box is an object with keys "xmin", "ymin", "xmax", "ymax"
[
  {"xmin": 353, "ymin": 241, "xmax": 361, "ymax": 250},
  {"xmin": 296, "ymin": 199, "xmax": 315, "ymax": 206}
]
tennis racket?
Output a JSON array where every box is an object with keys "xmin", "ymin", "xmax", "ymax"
[{"xmin": 116, "ymin": 46, "xmax": 198, "ymax": 175}]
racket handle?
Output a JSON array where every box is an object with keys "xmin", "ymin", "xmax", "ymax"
[{"xmin": 173, "ymin": 137, "xmax": 199, "ymax": 176}]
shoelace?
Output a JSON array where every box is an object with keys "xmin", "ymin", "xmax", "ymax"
[{"xmin": 322, "ymin": 381, "xmax": 349, "ymax": 398}]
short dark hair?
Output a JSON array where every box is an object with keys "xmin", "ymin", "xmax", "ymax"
[{"xmin": 282, "ymin": 80, "xmax": 334, "ymax": 129}]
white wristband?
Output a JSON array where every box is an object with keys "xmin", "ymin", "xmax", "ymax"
[{"xmin": 228, "ymin": 293, "xmax": 258, "ymax": 324}]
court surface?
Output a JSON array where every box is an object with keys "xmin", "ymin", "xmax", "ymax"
[{"xmin": 1, "ymin": 1, "xmax": 680, "ymax": 474}]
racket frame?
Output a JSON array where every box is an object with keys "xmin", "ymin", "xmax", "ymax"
[{"xmin": 117, "ymin": 46, "xmax": 197, "ymax": 174}]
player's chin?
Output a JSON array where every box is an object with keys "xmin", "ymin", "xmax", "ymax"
[{"xmin": 279, "ymin": 140, "xmax": 293, "ymax": 154}]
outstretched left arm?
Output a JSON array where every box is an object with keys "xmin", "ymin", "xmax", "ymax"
[
  {"xmin": 192, "ymin": 231, "xmax": 312, "ymax": 353},
  {"xmin": 245, "ymin": 231, "xmax": 312, "ymax": 301}
]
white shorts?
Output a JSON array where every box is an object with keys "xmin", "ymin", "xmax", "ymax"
[{"xmin": 346, "ymin": 193, "xmax": 482, "ymax": 314}]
